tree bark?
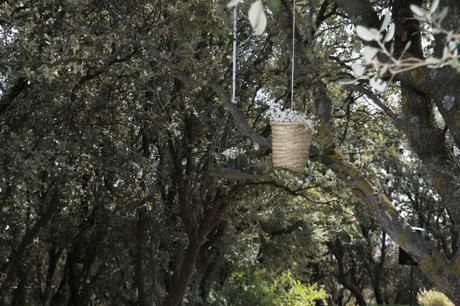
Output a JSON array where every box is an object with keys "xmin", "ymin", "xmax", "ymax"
[
  {"xmin": 0, "ymin": 188, "xmax": 59, "ymax": 302},
  {"xmin": 329, "ymin": 240, "xmax": 367, "ymax": 306},
  {"xmin": 0, "ymin": 77, "xmax": 28, "ymax": 116},
  {"xmin": 163, "ymin": 236, "xmax": 202, "ymax": 306},
  {"xmin": 11, "ymin": 265, "xmax": 26, "ymax": 306},
  {"xmin": 41, "ymin": 242, "xmax": 62, "ymax": 306},
  {"xmin": 134, "ymin": 208, "xmax": 149, "ymax": 306},
  {"xmin": 371, "ymin": 231, "xmax": 386, "ymax": 305}
]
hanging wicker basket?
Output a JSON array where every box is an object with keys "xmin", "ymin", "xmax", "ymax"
[{"xmin": 270, "ymin": 121, "xmax": 313, "ymax": 173}]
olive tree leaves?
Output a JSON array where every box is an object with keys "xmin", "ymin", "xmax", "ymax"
[
  {"xmin": 347, "ymin": 0, "xmax": 459, "ymax": 92},
  {"xmin": 248, "ymin": 1, "xmax": 267, "ymax": 35},
  {"xmin": 228, "ymin": 0, "xmax": 281, "ymax": 35}
]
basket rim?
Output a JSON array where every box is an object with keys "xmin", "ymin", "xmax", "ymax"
[{"xmin": 270, "ymin": 120, "xmax": 310, "ymax": 126}]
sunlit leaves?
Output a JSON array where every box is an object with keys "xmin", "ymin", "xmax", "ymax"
[
  {"xmin": 430, "ymin": 0, "xmax": 440, "ymax": 14},
  {"xmin": 227, "ymin": 0, "xmax": 242, "ymax": 8},
  {"xmin": 356, "ymin": 25, "xmax": 378, "ymax": 41},
  {"xmin": 384, "ymin": 23, "xmax": 395, "ymax": 42},
  {"xmin": 410, "ymin": 4, "xmax": 425, "ymax": 17},
  {"xmin": 362, "ymin": 46, "xmax": 379, "ymax": 63}
]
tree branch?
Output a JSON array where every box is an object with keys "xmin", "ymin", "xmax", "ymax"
[{"xmin": 0, "ymin": 77, "xmax": 28, "ymax": 116}]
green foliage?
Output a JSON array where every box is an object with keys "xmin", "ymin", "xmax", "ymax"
[
  {"xmin": 417, "ymin": 290, "xmax": 454, "ymax": 306},
  {"xmin": 218, "ymin": 268, "xmax": 326, "ymax": 306},
  {"xmin": 1, "ymin": 0, "xmax": 460, "ymax": 305}
]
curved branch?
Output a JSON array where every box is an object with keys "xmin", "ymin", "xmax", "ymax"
[{"xmin": 0, "ymin": 77, "xmax": 28, "ymax": 116}]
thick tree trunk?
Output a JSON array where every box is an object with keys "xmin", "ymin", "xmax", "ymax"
[
  {"xmin": 193, "ymin": 223, "xmax": 226, "ymax": 306},
  {"xmin": 11, "ymin": 265, "xmax": 26, "ymax": 306},
  {"xmin": 161, "ymin": 197, "xmax": 228, "ymax": 306},
  {"xmin": 372, "ymin": 232, "xmax": 386, "ymax": 305},
  {"xmin": 134, "ymin": 208, "xmax": 149, "ymax": 306},
  {"xmin": 41, "ymin": 243, "xmax": 62, "ymax": 306},
  {"xmin": 354, "ymin": 292, "xmax": 367, "ymax": 306},
  {"xmin": 135, "ymin": 122, "xmax": 153, "ymax": 306},
  {"xmin": 0, "ymin": 188, "xmax": 58, "ymax": 302},
  {"xmin": 0, "ymin": 77, "xmax": 28, "ymax": 115},
  {"xmin": 198, "ymin": 249, "xmax": 225, "ymax": 306},
  {"xmin": 67, "ymin": 248, "xmax": 80, "ymax": 306},
  {"xmin": 335, "ymin": 287, "xmax": 345, "ymax": 306},
  {"xmin": 328, "ymin": 240, "xmax": 367, "ymax": 306},
  {"xmin": 163, "ymin": 237, "xmax": 202, "ymax": 306}
]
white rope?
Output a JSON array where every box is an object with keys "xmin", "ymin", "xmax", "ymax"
[
  {"xmin": 291, "ymin": 0, "xmax": 296, "ymax": 109},
  {"xmin": 232, "ymin": 6, "xmax": 238, "ymax": 104}
]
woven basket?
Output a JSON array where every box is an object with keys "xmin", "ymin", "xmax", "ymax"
[{"xmin": 270, "ymin": 121, "xmax": 313, "ymax": 173}]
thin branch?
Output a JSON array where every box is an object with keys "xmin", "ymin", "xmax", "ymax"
[
  {"xmin": 0, "ymin": 77, "xmax": 28, "ymax": 115},
  {"xmin": 170, "ymin": 69, "xmax": 272, "ymax": 149},
  {"xmin": 350, "ymin": 85, "xmax": 400, "ymax": 122}
]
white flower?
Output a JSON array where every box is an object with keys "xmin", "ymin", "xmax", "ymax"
[{"xmin": 261, "ymin": 99, "xmax": 316, "ymax": 129}]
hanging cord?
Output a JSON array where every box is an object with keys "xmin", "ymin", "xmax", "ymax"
[
  {"xmin": 232, "ymin": 5, "xmax": 238, "ymax": 104},
  {"xmin": 290, "ymin": 0, "xmax": 296, "ymax": 109},
  {"xmin": 230, "ymin": 6, "xmax": 240, "ymax": 167}
]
